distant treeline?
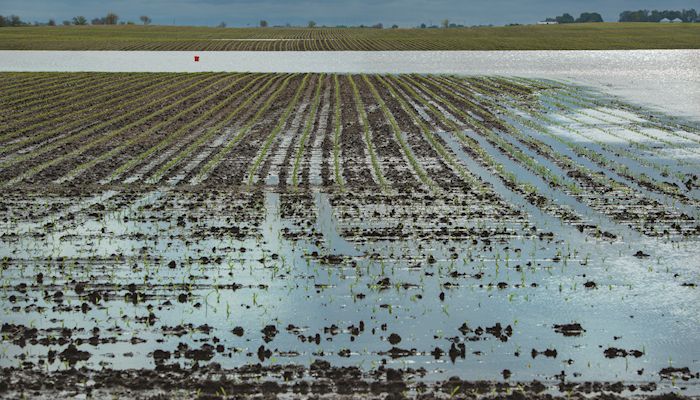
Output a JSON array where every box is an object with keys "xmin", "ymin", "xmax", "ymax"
[
  {"xmin": 0, "ymin": 15, "xmax": 25, "ymax": 27},
  {"xmin": 0, "ymin": 13, "xmax": 150, "ymax": 27},
  {"xmin": 619, "ymin": 9, "xmax": 698, "ymax": 22},
  {"xmin": 544, "ymin": 12, "xmax": 603, "ymax": 24},
  {"xmin": 2, "ymin": 9, "xmax": 700, "ymax": 28}
]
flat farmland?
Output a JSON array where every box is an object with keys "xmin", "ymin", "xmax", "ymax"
[
  {"xmin": 1, "ymin": 23, "xmax": 699, "ymax": 51},
  {"xmin": 1, "ymin": 72, "xmax": 699, "ymax": 398}
]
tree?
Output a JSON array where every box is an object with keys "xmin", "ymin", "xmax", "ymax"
[
  {"xmin": 576, "ymin": 12, "xmax": 603, "ymax": 23},
  {"xmin": 682, "ymin": 9, "xmax": 697, "ymax": 22},
  {"xmin": 307, "ymin": 20, "xmax": 316, "ymax": 28},
  {"xmin": 140, "ymin": 15, "xmax": 151, "ymax": 25},
  {"xmin": 217, "ymin": 21, "xmax": 226, "ymax": 28},
  {"xmin": 10, "ymin": 15, "xmax": 23, "ymax": 26},
  {"xmin": 619, "ymin": 9, "xmax": 650, "ymax": 22},
  {"xmin": 391, "ymin": 24, "xmax": 398, "ymax": 29},
  {"xmin": 62, "ymin": 20, "xmax": 71, "ymax": 26},
  {"xmin": 619, "ymin": 8, "xmax": 695, "ymax": 22},
  {"xmin": 555, "ymin": 13, "xmax": 575, "ymax": 23},
  {"xmin": 48, "ymin": 19, "xmax": 56, "ymax": 26},
  {"xmin": 105, "ymin": 12, "xmax": 119, "ymax": 25},
  {"xmin": 70, "ymin": 16, "xmax": 86, "ymax": 25},
  {"xmin": 420, "ymin": 23, "xmax": 426, "ymax": 28},
  {"xmin": 441, "ymin": 19, "xmax": 449, "ymax": 28},
  {"xmin": 259, "ymin": 20, "xmax": 268, "ymax": 27}
]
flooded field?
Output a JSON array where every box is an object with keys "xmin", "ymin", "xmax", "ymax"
[
  {"xmin": 2, "ymin": 49, "xmax": 698, "ymax": 122},
  {"xmin": 1, "ymin": 72, "xmax": 699, "ymax": 398}
]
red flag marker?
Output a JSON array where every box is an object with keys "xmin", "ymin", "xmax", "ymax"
[{"xmin": 194, "ymin": 55, "xmax": 200, "ymax": 62}]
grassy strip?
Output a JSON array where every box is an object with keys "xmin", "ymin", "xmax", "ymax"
[
  {"xmin": 347, "ymin": 75, "xmax": 389, "ymax": 192},
  {"xmin": 1, "ymin": 74, "xmax": 230, "ymax": 185},
  {"xmin": 142, "ymin": 74, "xmax": 277, "ymax": 184},
  {"xmin": 193, "ymin": 74, "xmax": 296, "ymax": 184},
  {"xmin": 246, "ymin": 74, "xmax": 310, "ymax": 186},
  {"xmin": 362, "ymin": 74, "xmax": 437, "ymax": 191},
  {"xmin": 332, "ymin": 75, "xmax": 345, "ymax": 190},
  {"xmin": 291, "ymin": 74, "xmax": 324, "ymax": 188},
  {"xmin": 0, "ymin": 73, "xmax": 198, "ymax": 153},
  {"xmin": 57, "ymin": 74, "xmax": 251, "ymax": 184}
]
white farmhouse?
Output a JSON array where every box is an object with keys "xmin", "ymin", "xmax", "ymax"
[{"xmin": 659, "ymin": 18, "xmax": 671, "ymax": 23}]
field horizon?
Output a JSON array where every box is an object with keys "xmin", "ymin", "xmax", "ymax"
[{"xmin": 1, "ymin": 22, "xmax": 699, "ymax": 50}]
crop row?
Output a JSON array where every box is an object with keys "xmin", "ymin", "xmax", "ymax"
[{"xmin": 1, "ymin": 72, "xmax": 698, "ymax": 236}]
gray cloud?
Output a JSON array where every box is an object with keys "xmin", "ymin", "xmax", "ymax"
[{"xmin": 2, "ymin": 0, "xmax": 697, "ymax": 26}]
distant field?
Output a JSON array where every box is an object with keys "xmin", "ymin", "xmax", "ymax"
[{"xmin": 1, "ymin": 23, "xmax": 699, "ymax": 50}]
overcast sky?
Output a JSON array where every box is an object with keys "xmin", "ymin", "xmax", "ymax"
[{"xmin": 2, "ymin": 0, "xmax": 698, "ymax": 27}]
